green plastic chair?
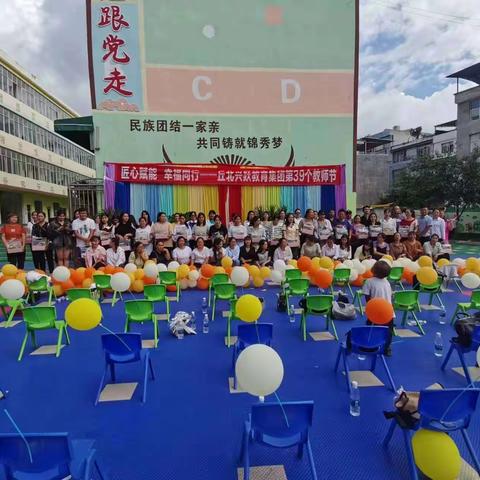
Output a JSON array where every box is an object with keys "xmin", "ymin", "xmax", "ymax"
[
  {"xmin": 300, "ymin": 294, "xmax": 336, "ymax": 341},
  {"xmin": 450, "ymin": 290, "xmax": 480, "ymax": 325},
  {"xmin": 158, "ymin": 271, "xmax": 180, "ymax": 302},
  {"xmin": 144, "ymin": 284, "xmax": 170, "ymax": 321},
  {"xmin": 0, "ymin": 297, "xmax": 26, "ymax": 326},
  {"xmin": 124, "ymin": 300, "xmax": 158, "ymax": 347},
  {"xmin": 393, "ymin": 290, "xmax": 424, "ymax": 335},
  {"xmin": 354, "ymin": 291, "xmax": 366, "ymax": 315},
  {"xmin": 18, "ymin": 306, "xmax": 70, "ymax": 361},
  {"xmin": 282, "ymin": 269, "xmax": 302, "ymax": 293},
  {"xmin": 388, "ymin": 267, "xmax": 405, "ymax": 291},
  {"xmin": 330, "ymin": 268, "xmax": 354, "ymax": 299},
  {"xmin": 66, "ymin": 288, "xmax": 92, "ymax": 302},
  {"xmin": 285, "ymin": 278, "xmax": 310, "ymax": 315},
  {"xmin": 27, "ymin": 276, "xmax": 54, "ymax": 305},
  {"xmin": 92, "ymin": 274, "xmax": 111, "ymax": 301},
  {"xmin": 418, "ymin": 278, "xmax": 445, "ymax": 311},
  {"xmin": 208, "ymin": 273, "xmax": 230, "ymax": 306},
  {"xmin": 212, "ymin": 283, "xmax": 237, "ymax": 341}
]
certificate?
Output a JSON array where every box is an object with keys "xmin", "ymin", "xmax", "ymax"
[
  {"xmin": 31, "ymin": 236, "xmax": 48, "ymax": 252},
  {"xmin": 119, "ymin": 239, "xmax": 131, "ymax": 250},
  {"xmin": 100, "ymin": 230, "xmax": 112, "ymax": 245},
  {"xmin": 6, "ymin": 239, "xmax": 23, "ymax": 254}
]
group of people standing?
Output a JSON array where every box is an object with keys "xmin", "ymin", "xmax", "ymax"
[{"xmin": 0, "ymin": 204, "xmax": 457, "ymax": 272}]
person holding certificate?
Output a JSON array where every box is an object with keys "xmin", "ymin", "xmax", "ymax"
[
  {"xmin": 31, "ymin": 211, "xmax": 54, "ymax": 273},
  {"xmin": 135, "ymin": 217, "xmax": 152, "ymax": 256},
  {"xmin": 151, "ymin": 212, "xmax": 173, "ymax": 250},
  {"xmin": 1, "ymin": 213, "xmax": 25, "ymax": 268}
]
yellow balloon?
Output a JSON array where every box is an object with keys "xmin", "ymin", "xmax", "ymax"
[
  {"xmin": 418, "ymin": 255, "xmax": 433, "ymax": 268},
  {"xmin": 412, "ymin": 429, "xmax": 461, "ymax": 480},
  {"xmin": 382, "ymin": 255, "xmax": 393, "ymax": 262},
  {"xmin": 132, "ymin": 279, "xmax": 144, "ymax": 293},
  {"xmin": 221, "ymin": 256, "xmax": 233, "ymax": 268},
  {"xmin": 253, "ymin": 276, "xmax": 264, "ymax": 288},
  {"xmin": 465, "ymin": 257, "xmax": 479, "ymax": 271},
  {"xmin": 417, "ymin": 267, "xmax": 438, "ymax": 286},
  {"xmin": 65, "ymin": 298, "xmax": 102, "ymax": 331},
  {"xmin": 214, "ymin": 266, "xmax": 226, "ymax": 275},
  {"xmin": 235, "ymin": 294, "xmax": 262, "ymax": 322},
  {"xmin": 249, "ymin": 265, "xmax": 260, "ymax": 278},
  {"xmin": 311, "ymin": 257, "xmax": 321, "ymax": 268},
  {"xmin": 177, "ymin": 264, "xmax": 190, "ymax": 279},
  {"xmin": 319, "ymin": 257, "xmax": 334, "ymax": 270},
  {"xmin": 1, "ymin": 264, "xmax": 17, "ymax": 277},
  {"xmin": 260, "ymin": 266, "xmax": 271, "ymax": 279},
  {"xmin": 437, "ymin": 258, "xmax": 450, "ymax": 268},
  {"xmin": 288, "ymin": 259, "xmax": 298, "ymax": 268}
]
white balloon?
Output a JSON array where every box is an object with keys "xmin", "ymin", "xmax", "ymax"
[
  {"xmin": 335, "ymin": 263, "xmax": 349, "ymax": 269},
  {"xmin": 391, "ymin": 260, "xmax": 402, "ymax": 268},
  {"xmin": 343, "ymin": 260, "xmax": 354, "ymax": 269},
  {"xmin": 188, "ymin": 270, "xmax": 200, "ymax": 281},
  {"xmin": 409, "ymin": 262, "xmax": 420, "ymax": 273},
  {"xmin": 352, "ymin": 259, "xmax": 366, "ymax": 274},
  {"xmin": 285, "ymin": 264, "xmax": 295, "ymax": 270},
  {"xmin": 52, "ymin": 266, "xmax": 70, "ymax": 282},
  {"xmin": 110, "ymin": 272, "xmax": 131, "ymax": 292},
  {"xmin": 144, "ymin": 263, "xmax": 158, "ymax": 279},
  {"xmin": 270, "ymin": 270, "xmax": 283, "ymax": 283},
  {"xmin": 26, "ymin": 271, "xmax": 42, "ymax": 283},
  {"xmin": 187, "ymin": 279, "xmax": 197, "ymax": 288},
  {"xmin": 349, "ymin": 269, "xmax": 359, "ymax": 282},
  {"xmin": 168, "ymin": 261, "xmax": 180, "ymax": 272},
  {"xmin": 157, "ymin": 263, "xmax": 167, "ymax": 272},
  {"xmin": 461, "ymin": 273, "xmax": 480, "ymax": 289},
  {"xmin": 235, "ymin": 344, "xmax": 284, "ymax": 397},
  {"xmin": 124, "ymin": 263, "xmax": 137, "ymax": 274},
  {"xmin": 0, "ymin": 279, "xmax": 25, "ymax": 300},
  {"xmin": 231, "ymin": 266, "xmax": 250, "ymax": 286},
  {"xmin": 179, "ymin": 278, "xmax": 189, "ymax": 290},
  {"xmin": 453, "ymin": 258, "xmax": 466, "ymax": 268},
  {"xmin": 273, "ymin": 260, "xmax": 286, "ymax": 272},
  {"xmin": 477, "ymin": 346, "xmax": 480, "ymax": 369},
  {"xmin": 362, "ymin": 259, "xmax": 376, "ymax": 271}
]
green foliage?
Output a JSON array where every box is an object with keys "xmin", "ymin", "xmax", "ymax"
[
  {"xmin": 386, "ymin": 152, "xmax": 480, "ymax": 219},
  {"xmin": 254, "ymin": 205, "xmax": 289, "ymax": 219}
]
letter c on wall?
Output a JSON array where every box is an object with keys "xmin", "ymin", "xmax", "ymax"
[{"xmin": 192, "ymin": 76, "xmax": 213, "ymax": 101}]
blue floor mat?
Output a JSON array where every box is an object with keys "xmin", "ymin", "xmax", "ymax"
[{"xmin": 1, "ymin": 283, "xmax": 479, "ymax": 480}]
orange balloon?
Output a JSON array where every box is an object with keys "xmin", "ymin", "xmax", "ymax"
[
  {"xmin": 224, "ymin": 266, "xmax": 233, "ymax": 276},
  {"xmin": 35, "ymin": 269, "xmax": 46, "ymax": 275},
  {"xmin": 189, "ymin": 264, "xmax": 196, "ymax": 271},
  {"xmin": 351, "ymin": 275, "xmax": 365, "ymax": 287},
  {"xmin": 363, "ymin": 269, "xmax": 373, "ymax": 279},
  {"xmin": 402, "ymin": 268, "xmax": 414, "ymax": 285},
  {"xmin": 85, "ymin": 267, "xmax": 96, "ymax": 279},
  {"xmin": 313, "ymin": 269, "xmax": 333, "ymax": 289},
  {"xmin": 458, "ymin": 266, "xmax": 466, "ymax": 277},
  {"xmin": 166, "ymin": 284, "xmax": 177, "ymax": 292},
  {"xmin": 297, "ymin": 256, "xmax": 312, "ymax": 272},
  {"xmin": 70, "ymin": 269, "xmax": 85, "ymax": 285},
  {"xmin": 365, "ymin": 298, "xmax": 394, "ymax": 325},
  {"xmin": 113, "ymin": 267, "xmax": 124, "ymax": 274},
  {"xmin": 53, "ymin": 284, "xmax": 64, "ymax": 297},
  {"xmin": 201, "ymin": 263, "xmax": 215, "ymax": 279},
  {"xmin": 143, "ymin": 276, "xmax": 156, "ymax": 285},
  {"xmin": 134, "ymin": 269, "xmax": 145, "ymax": 280},
  {"xmin": 132, "ymin": 279, "xmax": 144, "ymax": 293},
  {"xmin": 61, "ymin": 279, "xmax": 75, "ymax": 291},
  {"xmin": 197, "ymin": 277, "xmax": 209, "ymax": 290},
  {"xmin": 82, "ymin": 278, "xmax": 93, "ymax": 288},
  {"xmin": 104, "ymin": 265, "xmax": 115, "ymax": 275},
  {"xmin": 98, "ymin": 267, "xmax": 105, "ymax": 272}
]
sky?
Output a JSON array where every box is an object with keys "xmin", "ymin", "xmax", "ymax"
[{"xmin": 0, "ymin": 0, "xmax": 479, "ymax": 137}]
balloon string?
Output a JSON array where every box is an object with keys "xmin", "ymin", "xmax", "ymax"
[
  {"xmin": 255, "ymin": 321, "xmax": 260, "ymax": 344},
  {"xmin": 274, "ymin": 392, "xmax": 290, "ymax": 428},
  {"xmin": 4, "ymin": 409, "xmax": 33, "ymax": 463},
  {"xmin": 439, "ymin": 373, "xmax": 480, "ymax": 424},
  {"xmin": 98, "ymin": 323, "xmax": 132, "ymax": 351}
]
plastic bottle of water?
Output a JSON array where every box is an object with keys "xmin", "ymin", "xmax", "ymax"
[
  {"xmin": 289, "ymin": 305, "xmax": 295, "ymax": 323},
  {"xmin": 439, "ymin": 311, "xmax": 446, "ymax": 325},
  {"xmin": 434, "ymin": 332, "xmax": 443, "ymax": 357},
  {"xmin": 190, "ymin": 311, "xmax": 196, "ymax": 332},
  {"xmin": 201, "ymin": 297, "xmax": 208, "ymax": 316},
  {"xmin": 203, "ymin": 313, "xmax": 209, "ymax": 334},
  {"xmin": 350, "ymin": 381, "xmax": 360, "ymax": 416}
]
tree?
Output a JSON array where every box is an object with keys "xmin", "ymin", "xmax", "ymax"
[{"xmin": 387, "ymin": 152, "xmax": 480, "ymax": 219}]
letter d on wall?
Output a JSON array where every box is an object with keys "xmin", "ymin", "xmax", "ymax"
[
  {"xmin": 281, "ymin": 79, "xmax": 301, "ymax": 104},
  {"xmin": 192, "ymin": 76, "xmax": 213, "ymax": 101}
]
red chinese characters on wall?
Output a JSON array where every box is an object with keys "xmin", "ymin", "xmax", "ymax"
[{"xmin": 98, "ymin": 6, "xmax": 133, "ymax": 96}]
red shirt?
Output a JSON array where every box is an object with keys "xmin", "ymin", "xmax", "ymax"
[{"xmin": 2, "ymin": 224, "xmax": 24, "ymax": 240}]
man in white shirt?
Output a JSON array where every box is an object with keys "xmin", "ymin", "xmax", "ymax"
[{"xmin": 71, "ymin": 208, "xmax": 96, "ymax": 266}]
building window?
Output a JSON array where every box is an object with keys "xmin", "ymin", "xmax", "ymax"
[
  {"xmin": 416, "ymin": 145, "xmax": 431, "ymax": 158},
  {"xmin": 470, "ymin": 133, "xmax": 480, "ymax": 153},
  {"xmin": 441, "ymin": 142, "xmax": 455, "ymax": 155},
  {"xmin": 392, "ymin": 150, "xmax": 406, "ymax": 163},
  {"xmin": 471, "ymin": 100, "xmax": 480, "ymax": 121}
]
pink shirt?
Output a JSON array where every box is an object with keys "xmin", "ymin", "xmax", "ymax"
[{"xmin": 85, "ymin": 245, "xmax": 107, "ymax": 267}]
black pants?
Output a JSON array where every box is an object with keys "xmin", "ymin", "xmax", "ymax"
[
  {"xmin": 7, "ymin": 252, "xmax": 25, "ymax": 269},
  {"xmin": 366, "ymin": 319, "xmax": 394, "ymax": 352},
  {"xmin": 32, "ymin": 249, "xmax": 55, "ymax": 273}
]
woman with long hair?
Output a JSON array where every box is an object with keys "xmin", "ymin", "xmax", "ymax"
[
  {"xmin": 31, "ymin": 211, "xmax": 54, "ymax": 272},
  {"xmin": 151, "ymin": 212, "xmax": 173, "ymax": 250},
  {"xmin": 115, "ymin": 212, "xmax": 136, "ymax": 259},
  {"xmin": 48, "ymin": 209, "xmax": 73, "ymax": 267},
  {"xmin": 284, "ymin": 213, "xmax": 300, "ymax": 259},
  {"xmin": 98, "ymin": 213, "xmax": 114, "ymax": 248},
  {"xmin": 128, "ymin": 241, "xmax": 149, "ymax": 268}
]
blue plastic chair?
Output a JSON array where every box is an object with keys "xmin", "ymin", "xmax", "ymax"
[
  {"xmin": 232, "ymin": 323, "xmax": 273, "ymax": 389},
  {"xmin": 95, "ymin": 333, "xmax": 155, "ymax": 405},
  {"xmin": 441, "ymin": 326, "xmax": 480, "ymax": 385},
  {"xmin": 384, "ymin": 388, "xmax": 480, "ymax": 479},
  {"xmin": 239, "ymin": 401, "xmax": 317, "ymax": 480},
  {"xmin": 0, "ymin": 432, "xmax": 107, "ymax": 479},
  {"xmin": 334, "ymin": 326, "xmax": 396, "ymax": 394}
]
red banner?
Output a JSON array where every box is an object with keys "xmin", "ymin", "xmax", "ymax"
[{"xmin": 109, "ymin": 163, "xmax": 341, "ymax": 186}]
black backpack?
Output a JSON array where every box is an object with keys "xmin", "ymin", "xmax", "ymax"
[{"xmin": 454, "ymin": 313, "xmax": 480, "ymax": 347}]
